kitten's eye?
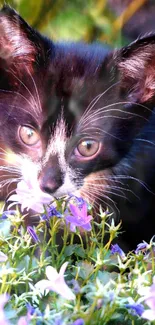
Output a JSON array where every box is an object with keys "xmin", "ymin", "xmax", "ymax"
[
  {"xmin": 19, "ymin": 126, "xmax": 40, "ymax": 146},
  {"xmin": 77, "ymin": 140, "xmax": 100, "ymax": 157}
]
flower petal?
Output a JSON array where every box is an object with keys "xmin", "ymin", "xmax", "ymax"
[
  {"xmin": 69, "ymin": 204, "xmax": 80, "ymax": 217},
  {"xmin": 145, "ymin": 294, "xmax": 155, "ymax": 309},
  {"xmin": 81, "ymin": 202, "xmax": 87, "ymax": 218},
  {"xmin": 17, "ymin": 316, "xmax": 29, "ymax": 325},
  {"xmin": 35, "ymin": 279, "xmax": 51, "ymax": 294},
  {"xmin": 50, "ymin": 277, "xmax": 75, "ymax": 300},
  {"xmin": 0, "ymin": 252, "xmax": 8, "ymax": 262},
  {"xmin": 7, "ymin": 194, "xmax": 19, "ymax": 203},
  {"xmin": 59, "ymin": 262, "xmax": 68, "ymax": 276},
  {"xmin": 46, "ymin": 266, "xmax": 59, "ymax": 281},
  {"xmin": 142, "ymin": 309, "xmax": 155, "ymax": 321}
]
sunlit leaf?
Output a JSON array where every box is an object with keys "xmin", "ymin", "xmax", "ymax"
[{"xmin": 45, "ymin": 10, "xmax": 94, "ymax": 41}]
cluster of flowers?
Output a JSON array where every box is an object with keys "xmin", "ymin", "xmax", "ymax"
[{"xmin": 0, "ymin": 175, "xmax": 155, "ymax": 324}]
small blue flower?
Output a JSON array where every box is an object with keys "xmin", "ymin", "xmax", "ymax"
[
  {"xmin": 41, "ymin": 206, "xmax": 62, "ymax": 221},
  {"xmin": 26, "ymin": 303, "xmax": 43, "ymax": 324},
  {"xmin": 135, "ymin": 242, "xmax": 148, "ymax": 254},
  {"xmin": 68, "ymin": 279, "xmax": 80, "ymax": 294},
  {"xmin": 48, "ymin": 206, "xmax": 62, "ymax": 218},
  {"xmin": 1, "ymin": 210, "xmax": 16, "ymax": 219},
  {"xmin": 110, "ymin": 244, "xmax": 125, "ymax": 258},
  {"xmin": 68, "ymin": 196, "xmax": 87, "ymax": 209},
  {"xmin": 27, "ymin": 226, "xmax": 40, "ymax": 243},
  {"xmin": 109, "ymin": 291, "xmax": 115, "ymax": 302},
  {"xmin": 125, "ymin": 303, "xmax": 144, "ymax": 316},
  {"xmin": 54, "ymin": 318, "xmax": 64, "ymax": 325},
  {"xmin": 26, "ymin": 303, "xmax": 36, "ymax": 315},
  {"xmin": 41, "ymin": 214, "xmax": 49, "ymax": 221},
  {"xmin": 71, "ymin": 319, "xmax": 84, "ymax": 325}
]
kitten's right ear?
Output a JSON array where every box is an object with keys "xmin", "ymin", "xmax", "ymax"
[
  {"xmin": 0, "ymin": 5, "xmax": 48, "ymax": 72},
  {"xmin": 116, "ymin": 34, "xmax": 155, "ymax": 104}
]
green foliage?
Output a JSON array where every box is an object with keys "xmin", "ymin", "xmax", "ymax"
[{"xmin": 0, "ymin": 0, "xmax": 146, "ymax": 46}]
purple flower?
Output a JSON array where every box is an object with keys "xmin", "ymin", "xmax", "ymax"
[
  {"xmin": 71, "ymin": 319, "xmax": 84, "ymax": 325},
  {"xmin": 125, "ymin": 303, "xmax": 144, "ymax": 316},
  {"xmin": 65, "ymin": 203, "xmax": 92, "ymax": 232},
  {"xmin": 135, "ymin": 241, "xmax": 148, "ymax": 254},
  {"xmin": 110, "ymin": 244, "xmax": 125, "ymax": 258},
  {"xmin": 27, "ymin": 226, "xmax": 40, "ymax": 243}
]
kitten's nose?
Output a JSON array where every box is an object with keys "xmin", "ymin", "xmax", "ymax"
[
  {"xmin": 39, "ymin": 168, "xmax": 63, "ymax": 195},
  {"xmin": 40, "ymin": 179, "xmax": 61, "ymax": 194}
]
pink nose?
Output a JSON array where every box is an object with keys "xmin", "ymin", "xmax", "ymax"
[
  {"xmin": 39, "ymin": 178, "xmax": 61, "ymax": 194},
  {"xmin": 38, "ymin": 166, "xmax": 63, "ymax": 195}
]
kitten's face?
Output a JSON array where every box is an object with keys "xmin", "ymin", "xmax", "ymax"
[{"xmin": 0, "ymin": 6, "xmax": 155, "ymax": 211}]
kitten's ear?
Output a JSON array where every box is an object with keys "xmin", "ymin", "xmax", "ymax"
[
  {"xmin": 117, "ymin": 34, "xmax": 155, "ymax": 103},
  {"xmin": 0, "ymin": 5, "xmax": 46, "ymax": 71}
]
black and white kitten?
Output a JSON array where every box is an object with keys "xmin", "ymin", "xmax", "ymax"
[{"xmin": 0, "ymin": 5, "xmax": 155, "ymax": 250}]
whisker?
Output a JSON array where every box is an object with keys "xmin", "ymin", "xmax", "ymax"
[
  {"xmin": 0, "ymin": 177, "xmax": 20, "ymax": 188},
  {"xmin": 81, "ymin": 105, "xmax": 149, "ymax": 129},
  {"xmin": 0, "ymin": 147, "xmax": 8, "ymax": 154},
  {"xmin": 111, "ymin": 173, "xmax": 154, "ymax": 194},
  {"xmin": 79, "ymin": 126, "xmax": 122, "ymax": 140},
  {"xmin": 0, "ymin": 89, "xmax": 38, "ymax": 115},
  {"xmin": 83, "ymin": 100, "xmax": 152, "ymax": 124},
  {"xmin": 86, "ymin": 184, "xmax": 127, "ymax": 200},
  {"xmin": 9, "ymin": 68, "xmax": 39, "ymax": 116},
  {"xmin": 135, "ymin": 138, "xmax": 155, "ymax": 146},
  {"xmin": 84, "ymin": 187, "xmax": 119, "ymax": 215},
  {"xmin": 0, "ymin": 166, "xmax": 21, "ymax": 174},
  {"xmin": 26, "ymin": 67, "xmax": 42, "ymax": 113},
  {"xmin": 79, "ymin": 81, "xmax": 121, "ymax": 126}
]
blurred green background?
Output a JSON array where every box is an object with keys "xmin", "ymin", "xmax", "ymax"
[{"xmin": 0, "ymin": 0, "xmax": 153, "ymax": 47}]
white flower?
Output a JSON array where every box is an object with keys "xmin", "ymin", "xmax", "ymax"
[
  {"xmin": 138, "ymin": 276, "xmax": 155, "ymax": 321},
  {"xmin": 35, "ymin": 262, "xmax": 75, "ymax": 300},
  {"xmin": 0, "ymin": 252, "xmax": 8, "ymax": 263},
  {"xmin": 8, "ymin": 179, "xmax": 52, "ymax": 213},
  {"xmin": 0, "ymin": 294, "xmax": 10, "ymax": 325},
  {"xmin": 7, "ymin": 159, "xmax": 52, "ymax": 213}
]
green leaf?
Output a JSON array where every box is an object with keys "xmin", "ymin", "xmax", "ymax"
[
  {"xmin": 0, "ymin": 219, "xmax": 11, "ymax": 238},
  {"xmin": 18, "ymin": 0, "xmax": 43, "ymax": 26},
  {"xmin": 74, "ymin": 246, "xmax": 86, "ymax": 258},
  {"xmin": 64, "ymin": 245, "xmax": 76, "ymax": 257}
]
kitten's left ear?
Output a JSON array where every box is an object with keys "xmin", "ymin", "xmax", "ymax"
[
  {"xmin": 117, "ymin": 34, "xmax": 155, "ymax": 103},
  {"xmin": 0, "ymin": 5, "xmax": 48, "ymax": 71}
]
